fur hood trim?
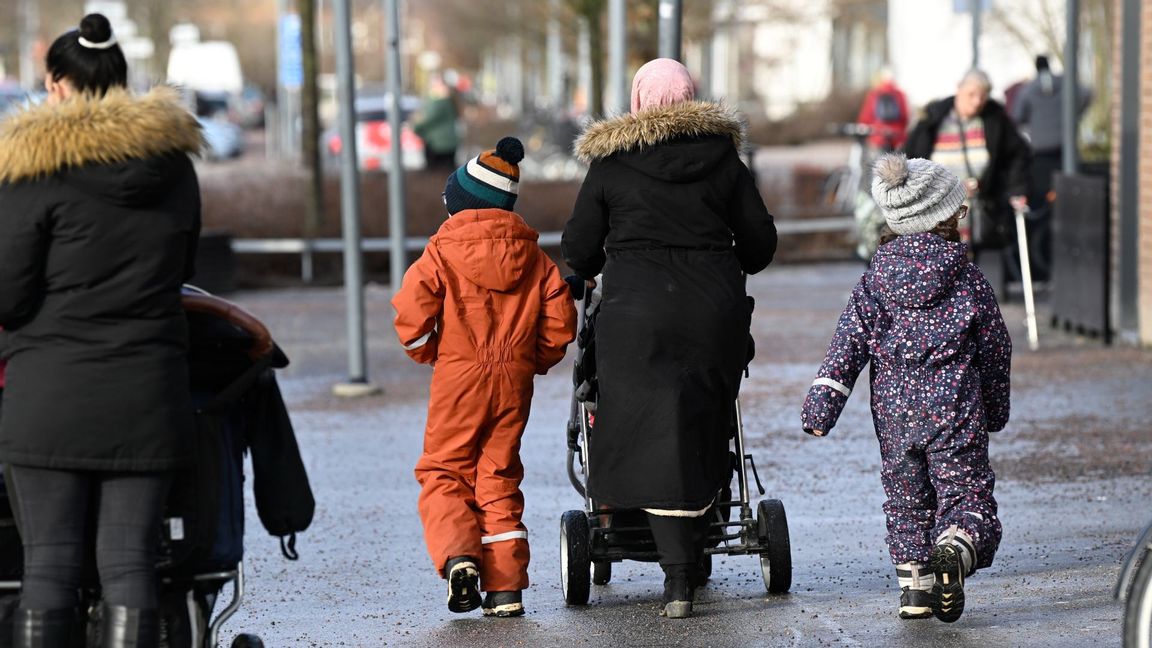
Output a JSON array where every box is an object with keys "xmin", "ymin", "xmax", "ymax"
[
  {"xmin": 574, "ymin": 101, "xmax": 744, "ymax": 163},
  {"xmin": 0, "ymin": 86, "xmax": 203, "ymax": 184}
]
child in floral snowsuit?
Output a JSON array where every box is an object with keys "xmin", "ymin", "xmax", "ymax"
[{"xmin": 802, "ymin": 154, "xmax": 1011, "ymax": 623}]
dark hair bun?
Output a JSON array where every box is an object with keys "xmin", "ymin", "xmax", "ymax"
[
  {"xmin": 494, "ymin": 137, "xmax": 524, "ymax": 165},
  {"xmin": 79, "ymin": 13, "xmax": 114, "ymax": 44}
]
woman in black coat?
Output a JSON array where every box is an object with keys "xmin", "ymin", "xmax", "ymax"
[
  {"xmin": 562, "ymin": 58, "xmax": 776, "ymax": 618},
  {"xmin": 0, "ymin": 14, "xmax": 202, "ymax": 646}
]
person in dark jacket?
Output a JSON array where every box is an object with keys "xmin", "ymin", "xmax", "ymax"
[
  {"xmin": 562, "ymin": 58, "xmax": 777, "ymax": 619},
  {"xmin": 904, "ymin": 70, "xmax": 1030, "ymax": 259},
  {"xmin": 802, "ymin": 154, "xmax": 1011, "ymax": 624},
  {"xmin": 0, "ymin": 14, "xmax": 202, "ymax": 647}
]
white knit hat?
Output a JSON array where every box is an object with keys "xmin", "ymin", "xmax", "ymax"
[{"xmin": 870, "ymin": 154, "xmax": 967, "ymax": 235}]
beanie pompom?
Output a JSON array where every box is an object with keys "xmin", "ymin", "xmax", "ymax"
[
  {"xmin": 495, "ymin": 137, "xmax": 525, "ymax": 165},
  {"xmin": 873, "ymin": 153, "xmax": 910, "ymax": 188}
]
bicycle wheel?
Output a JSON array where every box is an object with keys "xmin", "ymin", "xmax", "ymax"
[{"xmin": 1124, "ymin": 546, "xmax": 1152, "ymax": 648}]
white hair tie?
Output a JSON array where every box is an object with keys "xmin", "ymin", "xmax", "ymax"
[{"xmin": 78, "ymin": 35, "xmax": 118, "ymax": 50}]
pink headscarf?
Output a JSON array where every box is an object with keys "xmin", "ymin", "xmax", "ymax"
[{"xmin": 630, "ymin": 58, "xmax": 695, "ymax": 113}]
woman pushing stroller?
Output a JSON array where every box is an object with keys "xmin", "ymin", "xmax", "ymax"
[{"xmin": 561, "ymin": 58, "xmax": 777, "ymax": 619}]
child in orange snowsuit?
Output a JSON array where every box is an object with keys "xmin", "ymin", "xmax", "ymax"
[{"xmin": 392, "ymin": 137, "xmax": 577, "ymax": 617}]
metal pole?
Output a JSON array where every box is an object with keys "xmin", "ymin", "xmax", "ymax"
[
  {"xmin": 385, "ymin": 0, "xmax": 408, "ymax": 294},
  {"xmin": 608, "ymin": 0, "xmax": 628, "ymax": 113},
  {"xmin": 332, "ymin": 0, "xmax": 373, "ymax": 392},
  {"xmin": 547, "ymin": 0, "xmax": 564, "ymax": 110},
  {"xmin": 658, "ymin": 0, "xmax": 682, "ymax": 61},
  {"xmin": 1061, "ymin": 0, "xmax": 1080, "ymax": 175},
  {"xmin": 970, "ymin": 0, "xmax": 981, "ymax": 69},
  {"xmin": 19, "ymin": 0, "xmax": 39, "ymax": 89}
]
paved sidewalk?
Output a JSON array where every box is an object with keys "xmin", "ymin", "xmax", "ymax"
[{"xmin": 218, "ymin": 262, "xmax": 1150, "ymax": 647}]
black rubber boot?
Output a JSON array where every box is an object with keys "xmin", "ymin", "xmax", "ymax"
[
  {"xmin": 13, "ymin": 608, "xmax": 83, "ymax": 648},
  {"xmin": 660, "ymin": 564, "xmax": 695, "ymax": 619},
  {"xmin": 99, "ymin": 605, "xmax": 158, "ymax": 648},
  {"xmin": 444, "ymin": 556, "xmax": 482, "ymax": 614}
]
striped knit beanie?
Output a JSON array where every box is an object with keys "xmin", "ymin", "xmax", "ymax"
[{"xmin": 443, "ymin": 137, "xmax": 524, "ymax": 215}]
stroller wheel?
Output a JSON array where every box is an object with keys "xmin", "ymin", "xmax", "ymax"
[
  {"xmin": 756, "ymin": 499, "xmax": 792, "ymax": 594},
  {"xmin": 231, "ymin": 633, "xmax": 265, "ymax": 648},
  {"xmin": 592, "ymin": 560, "xmax": 612, "ymax": 586},
  {"xmin": 560, "ymin": 510, "xmax": 591, "ymax": 605}
]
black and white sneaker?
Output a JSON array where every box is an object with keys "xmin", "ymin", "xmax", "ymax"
[
  {"xmin": 930, "ymin": 543, "xmax": 965, "ymax": 622},
  {"xmin": 930, "ymin": 528, "xmax": 976, "ymax": 623},
  {"xmin": 899, "ymin": 588, "xmax": 934, "ymax": 619},
  {"xmin": 482, "ymin": 591, "xmax": 524, "ymax": 618},
  {"xmin": 896, "ymin": 562, "xmax": 934, "ymax": 619},
  {"xmin": 445, "ymin": 556, "xmax": 482, "ymax": 613}
]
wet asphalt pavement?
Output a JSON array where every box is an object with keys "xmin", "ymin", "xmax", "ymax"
[{"xmin": 214, "ymin": 262, "xmax": 1151, "ymax": 647}]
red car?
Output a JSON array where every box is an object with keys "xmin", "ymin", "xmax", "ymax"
[{"xmin": 324, "ymin": 92, "xmax": 425, "ymax": 172}]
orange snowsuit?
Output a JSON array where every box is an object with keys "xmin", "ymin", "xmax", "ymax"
[{"xmin": 392, "ymin": 208, "xmax": 577, "ymax": 592}]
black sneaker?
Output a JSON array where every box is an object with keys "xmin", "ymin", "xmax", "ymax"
[
  {"xmin": 930, "ymin": 544, "xmax": 965, "ymax": 623},
  {"xmin": 899, "ymin": 587, "xmax": 933, "ymax": 619},
  {"xmin": 482, "ymin": 591, "xmax": 524, "ymax": 618},
  {"xmin": 445, "ymin": 556, "xmax": 482, "ymax": 613}
]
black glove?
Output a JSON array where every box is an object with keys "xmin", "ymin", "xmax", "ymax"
[{"xmin": 564, "ymin": 274, "xmax": 586, "ymax": 300}]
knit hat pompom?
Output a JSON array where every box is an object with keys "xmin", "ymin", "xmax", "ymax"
[
  {"xmin": 494, "ymin": 136, "xmax": 525, "ymax": 165},
  {"xmin": 443, "ymin": 136, "xmax": 522, "ymax": 216},
  {"xmin": 872, "ymin": 153, "xmax": 910, "ymax": 189},
  {"xmin": 870, "ymin": 153, "xmax": 967, "ymax": 235}
]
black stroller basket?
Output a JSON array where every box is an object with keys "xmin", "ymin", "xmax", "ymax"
[{"xmin": 559, "ymin": 290, "xmax": 792, "ymax": 606}]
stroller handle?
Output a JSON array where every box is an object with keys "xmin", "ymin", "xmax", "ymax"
[{"xmin": 181, "ymin": 293, "xmax": 275, "ymax": 361}]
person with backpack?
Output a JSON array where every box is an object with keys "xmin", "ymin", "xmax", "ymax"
[
  {"xmin": 802, "ymin": 154, "xmax": 1011, "ymax": 623},
  {"xmin": 0, "ymin": 14, "xmax": 202, "ymax": 646},
  {"xmin": 857, "ymin": 69, "xmax": 910, "ymax": 152},
  {"xmin": 392, "ymin": 137, "xmax": 577, "ymax": 619}
]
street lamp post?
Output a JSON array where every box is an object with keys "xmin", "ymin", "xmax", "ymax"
[
  {"xmin": 658, "ymin": 0, "xmax": 682, "ymax": 61},
  {"xmin": 384, "ymin": 0, "xmax": 408, "ymax": 294},
  {"xmin": 331, "ymin": 0, "xmax": 378, "ymax": 397}
]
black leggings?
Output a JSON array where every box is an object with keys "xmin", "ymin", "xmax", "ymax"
[
  {"xmin": 646, "ymin": 513, "xmax": 709, "ymax": 567},
  {"xmin": 7, "ymin": 465, "xmax": 170, "ymax": 610}
]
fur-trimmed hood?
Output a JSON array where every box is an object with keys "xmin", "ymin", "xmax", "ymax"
[
  {"xmin": 0, "ymin": 86, "xmax": 203, "ymax": 185},
  {"xmin": 574, "ymin": 101, "xmax": 744, "ymax": 163}
]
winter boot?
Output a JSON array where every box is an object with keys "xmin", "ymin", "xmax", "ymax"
[
  {"xmin": 660, "ymin": 564, "xmax": 695, "ymax": 619},
  {"xmin": 930, "ymin": 526, "xmax": 976, "ymax": 623},
  {"xmin": 13, "ymin": 608, "xmax": 83, "ymax": 648},
  {"xmin": 481, "ymin": 591, "xmax": 524, "ymax": 618},
  {"xmin": 98, "ymin": 605, "xmax": 158, "ymax": 648},
  {"xmin": 444, "ymin": 556, "xmax": 482, "ymax": 613},
  {"xmin": 895, "ymin": 562, "xmax": 935, "ymax": 619}
]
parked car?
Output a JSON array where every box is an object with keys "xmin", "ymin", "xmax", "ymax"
[
  {"xmin": 0, "ymin": 83, "xmax": 32, "ymax": 118},
  {"xmin": 323, "ymin": 92, "xmax": 425, "ymax": 172},
  {"xmin": 198, "ymin": 114, "xmax": 245, "ymax": 161},
  {"xmin": 236, "ymin": 84, "xmax": 267, "ymax": 129}
]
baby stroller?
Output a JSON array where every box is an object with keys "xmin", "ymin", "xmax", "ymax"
[
  {"xmin": 0, "ymin": 286, "xmax": 314, "ymax": 648},
  {"xmin": 559, "ymin": 289, "xmax": 792, "ymax": 605}
]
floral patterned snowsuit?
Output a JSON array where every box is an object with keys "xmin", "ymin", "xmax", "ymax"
[{"xmin": 802, "ymin": 233, "xmax": 1011, "ymax": 570}]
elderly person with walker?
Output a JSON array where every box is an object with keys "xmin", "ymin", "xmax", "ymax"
[{"xmin": 561, "ymin": 58, "xmax": 777, "ymax": 619}]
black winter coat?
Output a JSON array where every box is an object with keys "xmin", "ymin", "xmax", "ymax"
[
  {"xmin": 0, "ymin": 87, "xmax": 203, "ymax": 471},
  {"xmin": 904, "ymin": 97, "xmax": 1031, "ymax": 246},
  {"xmin": 562, "ymin": 101, "xmax": 777, "ymax": 511}
]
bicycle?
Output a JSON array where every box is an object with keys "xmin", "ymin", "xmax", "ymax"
[
  {"xmin": 1116, "ymin": 517, "xmax": 1152, "ymax": 648},
  {"xmin": 819, "ymin": 123, "xmax": 888, "ymax": 262}
]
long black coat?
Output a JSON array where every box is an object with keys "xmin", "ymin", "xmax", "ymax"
[
  {"xmin": 904, "ymin": 97, "xmax": 1031, "ymax": 246},
  {"xmin": 0, "ymin": 87, "xmax": 203, "ymax": 471},
  {"xmin": 562, "ymin": 101, "xmax": 777, "ymax": 511}
]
